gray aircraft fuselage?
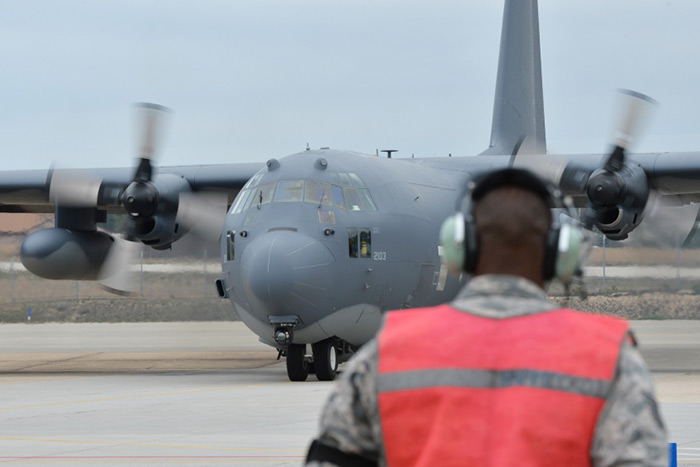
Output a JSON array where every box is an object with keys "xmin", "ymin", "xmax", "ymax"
[{"xmin": 221, "ymin": 149, "xmax": 483, "ymax": 350}]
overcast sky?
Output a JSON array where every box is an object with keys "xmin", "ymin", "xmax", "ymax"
[{"xmin": 1, "ymin": 0, "xmax": 699, "ymax": 170}]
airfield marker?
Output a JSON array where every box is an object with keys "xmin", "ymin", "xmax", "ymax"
[{"xmin": 669, "ymin": 442, "xmax": 677, "ymax": 467}]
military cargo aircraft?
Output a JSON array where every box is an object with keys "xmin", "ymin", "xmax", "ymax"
[{"xmin": 2, "ymin": 0, "xmax": 699, "ymax": 381}]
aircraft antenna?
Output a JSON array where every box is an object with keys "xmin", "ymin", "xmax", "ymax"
[{"xmin": 381, "ymin": 149, "xmax": 398, "ymax": 159}]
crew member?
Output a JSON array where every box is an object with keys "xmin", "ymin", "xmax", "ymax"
[{"xmin": 306, "ymin": 168, "xmax": 667, "ymax": 466}]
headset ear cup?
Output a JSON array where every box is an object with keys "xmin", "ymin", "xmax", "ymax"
[
  {"xmin": 439, "ymin": 214, "xmax": 466, "ymax": 274},
  {"xmin": 543, "ymin": 226, "xmax": 560, "ymax": 281},
  {"xmin": 554, "ymin": 223, "xmax": 585, "ymax": 284},
  {"xmin": 462, "ymin": 216, "xmax": 479, "ymax": 274}
]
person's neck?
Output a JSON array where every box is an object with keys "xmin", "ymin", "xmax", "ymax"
[{"xmin": 473, "ymin": 265, "xmax": 544, "ymax": 288}]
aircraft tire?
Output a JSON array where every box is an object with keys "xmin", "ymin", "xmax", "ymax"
[
  {"xmin": 286, "ymin": 344, "xmax": 309, "ymax": 381},
  {"xmin": 313, "ymin": 339, "xmax": 338, "ymax": 381}
]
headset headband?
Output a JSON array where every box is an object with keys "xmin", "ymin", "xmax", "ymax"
[{"xmin": 471, "ymin": 168, "xmax": 555, "ymax": 208}]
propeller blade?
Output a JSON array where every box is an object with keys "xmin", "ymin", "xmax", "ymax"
[
  {"xmin": 605, "ymin": 89, "xmax": 658, "ymax": 172},
  {"xmin": 135, "ymin": 103, "xmax": 170, "ymax": 161},
  {"xmin": 133, "ymin": 103, "xmax": 170, "ymax": 182},
  {"xmin": 611, "ymin": 89, "xmax": 657, "ymax": 150},
  {"xmin": 98, "ymin": 235, "xmax": 142, "ymax": 295},
  {"xmin": 625, "ymin": 192, "xmax": 700, "ymax": 248},
  {"xmin": 176, "ymin": 192, "xmax": 228, "ymax": 242},
  {"xmin": 48, "ymin": 169, "xmax": 102, "ymax": 208},
  {"xmin": 512, "ymin": 155, "xmax": 568, "ymax": 186}
]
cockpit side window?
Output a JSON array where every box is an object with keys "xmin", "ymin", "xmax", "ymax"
[
  {"xmin": 347, "ymin": 228, "xmax": 371, "ymax": 258},
  {"xmin": 355, "ymin": 188, "xmax": 377, "ymax": 211},
  {"xmin": 275, "ymin": 180, "xmax": 304, "ymax": 202},
  {"xmin": 257, "ymin": 183, "xmax": 275, "ymax": 206},
  {"xmin": 344, "ymin": 188, "xmax": 362, "ymax": 211},
  {"xmin": 347, "ymin": 228, "xmax": 358, "ymax": 258},
  {"xmin": 242, "ymin": 187, "xmax": 258, "ymax": 211},
  {"xmin": 231, "ymin": 189, "xmax": 252, "ymax": 214},
  {"xmin": 347, "ymin": 172, "xmax": 364, "ymax": 187},
  {"xmin": 243, "ymin": 173, "xmax": 263, "ymax": 190},
  {"xmin": 343, "ymin": 187, "xmax": 377, "ymax": 211},
  {"xmin": 226, "ymin": 230, "xmax": 235, "ymax": 261},
  {"xmin": 331, "ymin": 173, "xmax": 352, "ymax": 187},
  {"xmin": 359, "ymin": 229, "xmax": 372, "ymax": 258}
]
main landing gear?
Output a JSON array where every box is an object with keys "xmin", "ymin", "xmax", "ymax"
[{"xmin": 285, "ymin": 338, "xmax": 339, "ymax": 382}]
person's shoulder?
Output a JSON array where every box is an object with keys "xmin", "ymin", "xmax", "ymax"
[{"xmin": 592, "ymin": 338, "xmax": 667, "ymax": 465}]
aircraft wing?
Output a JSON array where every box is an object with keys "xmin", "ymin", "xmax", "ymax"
[
  {"xmin": 0, "ymin": 163, "xmax": 263, "ymax": 214},
  {"xmin": 411, "ymin": 151, "xmax": 700, "ymax": 202},
  {"xmin": 409, "ymin": 150, "xmax": 700, "ymax": 241},
  {"xmin": 639, "ymin": 152, "xmax": 700, "ymax": 202},
  {"xmin": 554, "ymin": 152, "xmax": 700, "ymax": 205}
]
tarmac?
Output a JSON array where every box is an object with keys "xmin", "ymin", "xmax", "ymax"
[{"xmin": 0, "ymin": 321, "xmax": 698, "ymax": 465}]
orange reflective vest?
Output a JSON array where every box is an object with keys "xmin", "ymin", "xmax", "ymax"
[{"xmin": 377, "ymin": 305, "xmax": 629, "ymax": 467}]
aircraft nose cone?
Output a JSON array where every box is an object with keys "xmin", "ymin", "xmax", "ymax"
[{"xmin": 240, "ymin": 231, "xmax": 335, "ymax": 320}]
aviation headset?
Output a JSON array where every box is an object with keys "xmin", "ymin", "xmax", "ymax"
[{"xmin": 439, "ymin": 168, "xmax": 587, "ymax": 285}]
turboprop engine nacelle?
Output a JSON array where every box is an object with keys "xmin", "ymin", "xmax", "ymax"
[
  {"xmin": 20, "ymin": 228, "xmax": 114, "ymax": 280},
  {"xmin": 586, "ymin": 162, "xmax": 649, "ymax": 241}
]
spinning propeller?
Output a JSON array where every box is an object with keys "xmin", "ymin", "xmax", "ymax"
[
  {"xmin": 581, "ymin": 90, "xmax": 657, "ymax": 234},
  {"xmin": 121, "ymin": 103, "xmax": 168, "ymax": 237},
  {"xmin": 514, "ymin": 89, "xmax": 657, "ymax": 241},
  {"xmin": 48, "ymin": 103, "xmax": 227, "ymax": 294}
]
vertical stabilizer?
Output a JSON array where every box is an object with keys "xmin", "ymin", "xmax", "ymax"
[{"xmin": 481, "ymin": 0, "xmax": 546, "ymax": 155}]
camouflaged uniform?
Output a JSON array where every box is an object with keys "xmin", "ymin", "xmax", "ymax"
[{"xmin": 306, "ymin": 275, "xmax": 667, "ymax": 466}]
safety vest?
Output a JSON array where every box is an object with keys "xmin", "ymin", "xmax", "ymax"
[{"xmin": 377, "ymin": 305, "xmax": 629, "ymax": 467}]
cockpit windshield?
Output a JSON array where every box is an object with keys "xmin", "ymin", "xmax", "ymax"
[
  {"xmin": 305, "ymin": 181, "xmax": 332, "ymax": 206},
  {"xmin": 230, "ymin": 172, "xmax": 377, "ymax": 214}
]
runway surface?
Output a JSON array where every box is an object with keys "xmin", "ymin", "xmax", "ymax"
[
  {"xmin": 0, "ymin": 321, "xmax": 698, "ymax": 465},
  {"xmin": 4, "ymin": 260, "xmax": 700, "ymax": 279}
]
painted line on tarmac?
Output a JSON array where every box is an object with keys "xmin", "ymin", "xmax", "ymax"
[
  {"xmin": 0, "ymin": 381, "xmax": 292, "ymax": 412},
  {"xmin": 3, "ymin": 261, "xmax": 700, "ymax": 279},
  {"xmin": 0, "ymin": 437, "xmax": 302, "ymax": 453},
  {"xmin": 584, "ymin": 266, "xmax": 700, "ymax": 279},
  {"xmin": 0, "ymin": 458, "xmax": 304, "ymax": 465}
]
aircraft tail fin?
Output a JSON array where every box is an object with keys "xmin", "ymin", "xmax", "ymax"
[{"xmin": 481, "ymin": 0, "xmax": 546, "ymax": 156}]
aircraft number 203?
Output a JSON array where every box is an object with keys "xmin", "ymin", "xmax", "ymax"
[{"xmin": 373, "ymin": 251, "xmax": 387, "ymax": 261}]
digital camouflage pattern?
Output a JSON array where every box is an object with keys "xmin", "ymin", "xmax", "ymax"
[{"xmin": 307, "ymin": 275, "xmax": 668, "ymax": 467}]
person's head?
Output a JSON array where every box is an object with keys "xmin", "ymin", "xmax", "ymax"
[
  {"xmin": 440, "ymin": 168, "xmax": 585, "ymax": 287},
  {"xmin": 470, "ymin": 170, "xmax": 552, "ymax": 286}
]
